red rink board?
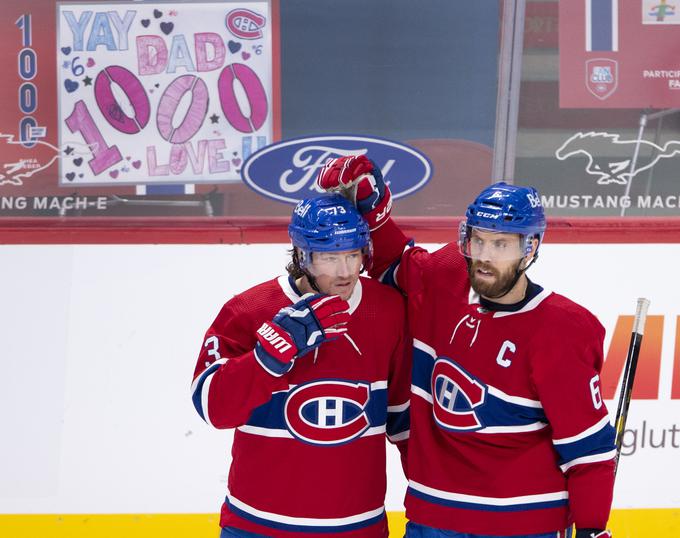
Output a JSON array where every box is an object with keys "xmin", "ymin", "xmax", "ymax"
[{"xmin": 1, "ymin": 217, "xmax": 680, "ymax": 244}]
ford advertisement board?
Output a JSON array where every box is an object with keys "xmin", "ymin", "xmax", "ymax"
[{"xmin": 241, "ymin": 135, "xmax": 432, "ymax": 204}]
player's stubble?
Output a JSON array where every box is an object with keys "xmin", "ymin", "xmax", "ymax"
[{"xmin": 468, "ymin": 259, "xmax": 520, "ymax": 299}]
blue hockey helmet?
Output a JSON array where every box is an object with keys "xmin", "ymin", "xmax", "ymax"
[
  {"xmin": 289, "ymin": 194, "xmax": 372, "ymax": 269},
  {"xmin": 459, "ymin": 182, "xmax": 546, "ymax": 259}
]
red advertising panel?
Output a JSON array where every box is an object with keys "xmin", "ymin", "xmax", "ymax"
[{"xmin": 560, "ymin": 0, "xmax": 680, "ymax": 108}]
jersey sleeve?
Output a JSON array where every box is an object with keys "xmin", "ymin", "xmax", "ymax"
[
  {"xmin": 190, "ymin": 295, "xmax": 289, "ymax": 429},
  {"xmin": 530, "ymin": 310, "xmax": 616, "ymax": 530},
  {"xmin": 385, "ymin": 296, "xmax": 412, "ymax": 474},
  {"xmin": 368, "ymin": 217, "xmax": 469, "ymax": 300}
]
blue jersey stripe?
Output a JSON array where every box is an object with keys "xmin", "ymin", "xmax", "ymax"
[
  {"xmin": 191, "ymin": 362, "xmax": 223, "ymax": 422},
  {"xmin": 554, "ymin": 421, "xmax": 616, "ymax": 465},
  {"xmin": 387, "ymin": 407, "xmax": 410, "ymax": 437},
  {"xmin": 245, "ymin": 386, "xmax": 389, "ymax": 430},
  {"xmin": 412, "ymin": 348, "xmax": 546, "ymax": 429}
]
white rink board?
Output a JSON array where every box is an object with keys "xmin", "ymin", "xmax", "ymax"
[{"xmin": 0, "ymin": 242, "xmax": 678, "ymax": 513}]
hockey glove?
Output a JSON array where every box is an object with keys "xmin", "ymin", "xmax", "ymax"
[
  {"xmin": 316, "ymin": 155, "xmax": 393, "ymax": 230},
  {"xmin": 576, "ymin": 530, "xmax": 612, "ymax": 538},
  {"xmin": 254, "ymin": 294, "xmax": 350, "ymax": 376}
]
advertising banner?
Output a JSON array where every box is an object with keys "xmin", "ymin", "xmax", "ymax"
[{"xmin": 560, "ymin": 0, "xmax": 680, "ymax": 108}]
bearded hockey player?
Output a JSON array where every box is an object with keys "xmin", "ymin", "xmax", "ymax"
[
  {"xmin": 191, "ymin": 193, "xmax": 411, "ymax": 538},
  {"xmin": 317, "ymin": 156, "xmax": 616, "ymax": 538}
]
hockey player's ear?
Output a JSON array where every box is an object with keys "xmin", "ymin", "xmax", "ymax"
[{"xmin": 521, "ymin": 237, "xmax": 540, "ymax": 269}]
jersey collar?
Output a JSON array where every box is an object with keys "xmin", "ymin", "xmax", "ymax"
[{"xmin": 277, "ymin": 275, "xmax": 362, "ymax": 315}]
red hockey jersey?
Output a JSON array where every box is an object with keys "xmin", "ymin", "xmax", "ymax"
[
  {"xmin": 191, "ymin": 275, "xmax": 411, "ymax": 537},
  {"xmin": 370, "ymin": 219, "xmax": 616, "ymax": 536}
]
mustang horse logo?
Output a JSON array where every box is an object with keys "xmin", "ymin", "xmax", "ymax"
[{"xmin": 555, "ymin": 131, "xmax": 680, "ymax": 185}]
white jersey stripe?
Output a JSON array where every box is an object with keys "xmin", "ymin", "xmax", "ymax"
[
  {"xmin": 476, "ymin": 422, "xmax": 548, "ymax": 434},
  {"xmin": 487, "ymin": 385, "xmax": 543, "ymax": 408},
  {"xmin": 413, "ymin": 338, "xmax": 437, "ymax": 359},
  {"xmin": 227, "ymin": 492, "xmax": 385, "ymax": 527},
  {"xmin": 560, "ymin": 449, "xmax": 617, "ymax": 472},
  {"xmin": 237, "ymin": 424, "xmax": 386, "ymax": 439},
  {"xmin": 388, "ymin": 430, "xmax": 410, "ymax": 442},
  {"xmin": 409, "ymin": 479, "xmax": 568, "ymax": 506},
  {"xmin": 411, "ymin": 384, "xmax": 434, "ymax": 404},
  {"xmin": 387, "ymin": 400, "xmax": 410, "ymax": 413},
  {"xmin": 553, "ymin": 415, "xmax": 611, "ymax": 445}
]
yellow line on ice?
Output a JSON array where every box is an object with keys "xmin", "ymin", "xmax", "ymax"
[{"xmin": 0, "ymin": 509, "xmax": 677, "ymax": 537}]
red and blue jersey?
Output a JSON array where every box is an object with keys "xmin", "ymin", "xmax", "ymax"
[
  {"xmin": 191, "ymin": 275, "xmax": 411, "ymax": 537},
  {"xmin": 369, "ymin": 219, "xmax": 616, "ymax": 536}
]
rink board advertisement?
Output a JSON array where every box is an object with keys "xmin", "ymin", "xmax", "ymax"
[
  {"xmin": 0, "ymin": 0, "xmax": 276, "ymax": 202},
  {"xmin": 560, "ymin": 0, "xmax": 680, "ymax": 108},
  {"xmin": 0, "ymin": 241, "xmax": 679, "ymax": 537}
]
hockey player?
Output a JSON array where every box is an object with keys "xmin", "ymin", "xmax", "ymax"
[
  {"xmin": 191, "ymin": 193, "xmax": 411, "ymax": 538},
  {"xmin": 317, "ymin": 156, "xmax": 616, "ymax": 538}
]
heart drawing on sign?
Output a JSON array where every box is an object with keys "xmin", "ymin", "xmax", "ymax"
[
  {"xmin": 228, "ymin": 40, "xmax": 241, "ymax": 53},
  {"xmin": 64, "ymin": 79, "xmax": 79, "ymax": 93}
]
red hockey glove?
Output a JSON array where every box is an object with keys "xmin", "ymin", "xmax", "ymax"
[
  {"xmin": 575, "ymin": 530, "xmax": 612, "ymax": 538},
  {"xmin": 316, "ymin": 155, "xmax": 392, "ymax": 230},
  {"xmin": 254, "ymin": 294, "xmax": 350, "ymax": 376}
]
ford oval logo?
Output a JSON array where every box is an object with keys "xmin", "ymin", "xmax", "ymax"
[{"xmin": 241, "ymin": 134, "xmax": 432, "ymax": 204}]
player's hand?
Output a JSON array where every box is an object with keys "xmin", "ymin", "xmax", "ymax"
[
  {"xmin": 316, "ymin": 155, "xmax": 392, "ymax": 230},
  {"xmin": 254, "ymin": 294, "xmax": 350, "ymax": 376},
  {"xmin": 575, "ymin": 530, "xmax": 612, "ymax": 538}
]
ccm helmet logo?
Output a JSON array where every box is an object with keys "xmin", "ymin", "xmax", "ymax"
[
  {"xmin": 284, "ymin": 380, "xmax": 371, "ymax": 445},
  {"xmin": 242, "ymin": 134, "xmax": 432, "ymax": 204},
  {"xmin": 476, "ymin": 211, "xmax": 500, "ymax": 219},
  {"xmin": 431, "ymin": 357, "xmax": 487, "ymax": 431}
]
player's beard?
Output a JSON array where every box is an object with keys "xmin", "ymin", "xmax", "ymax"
[{"xmin": 468, "ymin": 259, "xmax": 520, "ymax": 299}]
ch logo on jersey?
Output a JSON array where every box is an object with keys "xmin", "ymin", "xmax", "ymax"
[
  {"xmin": 431, "ymin": 358, "xmax": 487, "ymax": 431},
  {"xmin": 284, "ymin": 380, "xmax": 371, "ymax": 445}
]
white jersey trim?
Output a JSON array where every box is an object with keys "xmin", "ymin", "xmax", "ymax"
[
  {"xmin": 408, "ymin": 480, "xmax": 568, "ymax": 506},
  {"xmin": 560, "ymin": 449, "xmax": 617, "ymax": 472},
  {"xmin": 477, "ymin": 422, "xmax": 549, "ymax": 434},
  {"xmin": 492, "ymin": 289, "xmax": 552, "ymax": 318},
  {"xmin": 388, "ymin": 401, "xmax": 410, "ymax": 413},
  {"xmin": 553, "ymin": 415, "xmax": 611, "ymax": 445},
  {"xmin": 487, "ymin": 385, "xmax": 543, "ymax": 408},
  {"xmin": 237, "ymin": 424, "xmax": 386, "ymax": 439},
  {"xmin": 388, "ymin": 430, "xmax": 410, "ymax": 442},
  {"xmin": 277, "ymin": 275, "xmax": 362, "ymax": 315},
  {"xmin": 191, "ymin": 358, "xmax": 228, "ymax": 428},
  {"xmin": 411, "ymin": 384, "xmax": 434, "ymax": 404},
  {"xmin": 413, "ymin": 338, "xmax": 437, "ymax": 359},
  {"xmin": 227, "ymin": 492, "xmax": 385, "ymax": 527}
]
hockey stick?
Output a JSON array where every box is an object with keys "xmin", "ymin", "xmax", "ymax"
[{"xmin": 613, "ymin": 297, "xmax": 650, "ymax": 474}]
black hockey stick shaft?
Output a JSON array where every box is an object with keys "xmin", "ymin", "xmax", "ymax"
[{"xmin": 613, "ymin": 297, "xmax": 650, "ymax": 474}]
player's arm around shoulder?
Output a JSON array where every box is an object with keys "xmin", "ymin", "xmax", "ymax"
[{"xmin": 530, "ymin": 296, "xmax": 615, "ymax": 533}]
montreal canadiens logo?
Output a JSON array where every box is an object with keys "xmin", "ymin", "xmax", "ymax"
[
  {"xmin": 226, "ymin": 9, "xmax": 266, "ymax": 39},
  {"xmin": 284, "ymin": 380, "xmax": 371, "ymax": 445},
  {"xmin": 241, "ymin": 134, "xmax": 432, "ymax": 204},
  {"xmin": 431, "ymin": 358, "xmax": 487, "ymax": 431}
]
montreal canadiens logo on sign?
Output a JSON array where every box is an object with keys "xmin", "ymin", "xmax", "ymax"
[
  {"xmin": 431, "ymin": 357, "xmax": 487, "ymax": 431},
  {"xmin": 225, "ymin": 9, "xmax": 266, "ymax": 39},
  {"xmin": 241, "ymin": 135, "xmax": 432, "ymax": 204},
  {"xmin": 284, "ymin": 380, "xmax": 371, "ymax": 445}
]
